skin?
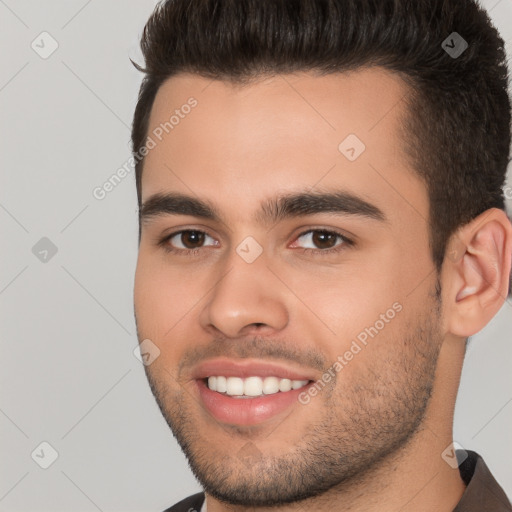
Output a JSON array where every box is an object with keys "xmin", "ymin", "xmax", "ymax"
[{"xmin": 133, "ymin": 68, "xmax": 512, "ymax": 511}]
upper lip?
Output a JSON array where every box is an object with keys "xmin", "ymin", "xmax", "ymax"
[{"xmin": 191, "ymin": 358, "xmax": 317, "ymax": 381}]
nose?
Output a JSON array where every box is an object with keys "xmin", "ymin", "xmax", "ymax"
[{"xmin": 198, "ymin": 249, "xmax": 289, "ymax": 339}]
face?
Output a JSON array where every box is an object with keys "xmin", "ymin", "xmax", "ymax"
[{"xmin": 134, "ymin": 68, "xmax": 444, "ymax": 507}]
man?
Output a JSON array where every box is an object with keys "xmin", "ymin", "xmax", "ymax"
[{"xmin": 131, "ymin": 0, "xmax": 512, "ymax": 510}]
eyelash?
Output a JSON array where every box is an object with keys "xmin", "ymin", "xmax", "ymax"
[{"xmin": 157, "ymin": 228, "xmax": 354, "ymax": 257}]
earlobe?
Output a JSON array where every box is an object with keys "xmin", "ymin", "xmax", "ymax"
[{"xmin": 445, "ymin": 208, "xmax": 512, "ymax": 338}]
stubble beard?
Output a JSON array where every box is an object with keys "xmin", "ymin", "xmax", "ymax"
[{"xmin": 141, "ymin": 291, "xmax": 443, "ymax": 507}]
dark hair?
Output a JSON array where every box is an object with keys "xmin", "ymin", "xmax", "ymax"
[{"xmin": 131, "ymin": 0, "xmax": 511, "ymax": 292}]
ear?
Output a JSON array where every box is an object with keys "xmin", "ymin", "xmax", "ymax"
[{"xmin": 443, "ymin": 208, "xmax": 512, "ymax": 338}]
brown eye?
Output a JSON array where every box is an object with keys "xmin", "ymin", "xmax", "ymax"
[
  {"xmin": 295, "ymin": 230, "xmax": 347, "ymax": 251},
  {"xmin": 180, "ymin": 230, "xmax": 205, "ymax": 249},
  {"xmin": 165, "ymin": 230, "xmax": 217, "ymax": 251},
  {"xmin": 310, "ymin": 231, "xmax": 338, "ymax": 249}
]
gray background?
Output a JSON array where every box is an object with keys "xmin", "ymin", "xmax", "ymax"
[{"xmin": 0, "ymin": 1, "xmax": 511, "ymax": 510}]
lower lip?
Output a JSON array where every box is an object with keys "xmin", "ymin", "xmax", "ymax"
[{"xmin": 196, "ymin": 379, "xmax": 312, "ymax": 426}]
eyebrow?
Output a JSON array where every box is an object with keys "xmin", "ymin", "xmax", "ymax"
[{"xmin": 139, "ymin": 190, "xmax": 386, "ymax": 227}]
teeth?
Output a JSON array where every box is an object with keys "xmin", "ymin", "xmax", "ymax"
[
  {"xmin": 262, "ymin": 376, "xmax": 279, "ymax": 394},
  {"xmin": 216, "ymin": 376, "xmax": 227, "ymax": 393},
  {"xmin": 244, "ymin": 376, "xmax": 264, "ymax": 396},
  {"xmin": 207, "ymin": 376, "xmax": 309, "ymax": 396},
  {"xmin": 226, "ymin": 376, "xmax": 244, "ymax": 396},
  {"xmin": 279, "ymin": 379, "xmax": 292, "ymax": 392}
]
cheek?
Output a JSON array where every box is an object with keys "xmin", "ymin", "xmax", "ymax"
[
  {"xmin": 278, "ymin": 258, "xmax": 402, "ymax": 337},
  {"xmin": 134, "ymin": 255, "xmax": 179, "ymax": 337},
  {"xmin": 279, "ymin": 254, "xmax": 418, "ymax": 366},
  {"xmin": 134, "ymin": 254, "xmax": 207, "ymax": 343}
]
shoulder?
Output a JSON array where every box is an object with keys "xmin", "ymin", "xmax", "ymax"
[
  {"xmin": 161, "ymin": 491, "xmax": 205, "ymax": 512},
  {"xmin": 453, "ymin": 450, "xmax": 512, "ymax": 511}
]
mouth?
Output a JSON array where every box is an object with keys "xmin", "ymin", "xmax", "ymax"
[
  {"xmin": 196, "ymin": 377, "xmax": 313, "ymax": 426},
  {"xmin": 190, "ymin": 358, "xmax": 318, "ymax": 426},
  {"xmin": 202, "ymin": 375, "xmax": 312, "ymax": 397}
]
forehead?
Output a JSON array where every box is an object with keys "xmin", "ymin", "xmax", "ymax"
[{"xmin": 141, "ymin": 68, "xmax": 427, "ymax": 227}]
